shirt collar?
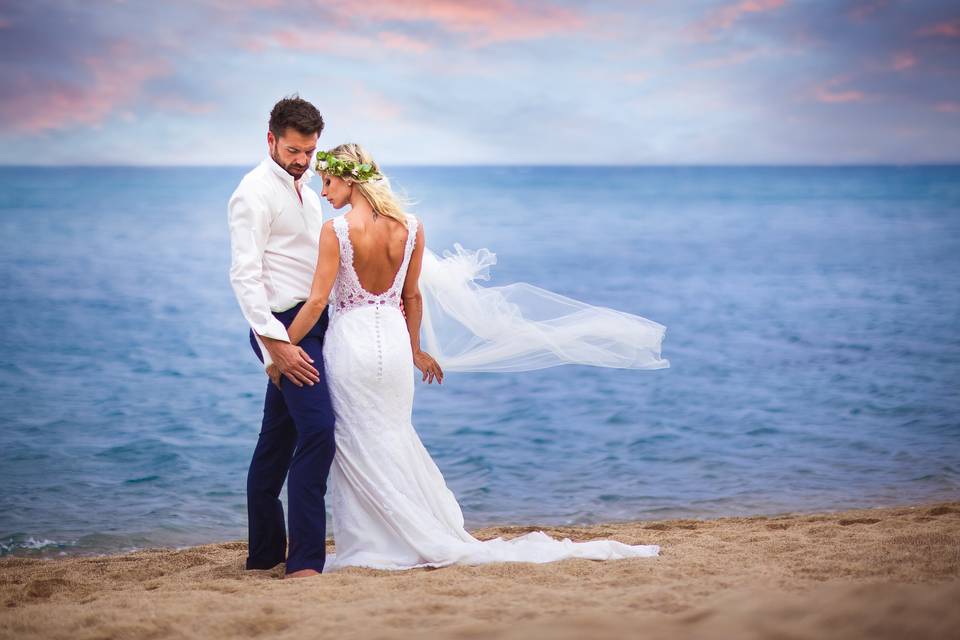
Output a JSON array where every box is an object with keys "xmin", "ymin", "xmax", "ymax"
[{"xmin": 265, "ymin": 155, "xmax": 314, "ymax": 187}]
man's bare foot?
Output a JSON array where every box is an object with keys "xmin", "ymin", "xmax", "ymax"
[{"xmin": 285, "ymin": 568, "xmax": 321, "ymax": 579}]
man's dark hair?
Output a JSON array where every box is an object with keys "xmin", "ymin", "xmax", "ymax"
[{"xmin": 269, "ymin": 95, "xmax": 324, "ymax": 138}]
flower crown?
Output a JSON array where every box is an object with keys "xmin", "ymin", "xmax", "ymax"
[{"xmin": 314, "ymin": 150, "xmax": 383, "ymax": 182}]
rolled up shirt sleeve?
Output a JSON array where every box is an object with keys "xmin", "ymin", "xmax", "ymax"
[{"xmin": 228, "ymin": 184, "xmax": 289, "ymax": 369}]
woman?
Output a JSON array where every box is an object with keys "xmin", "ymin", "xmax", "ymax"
[{"xmin": 271, "ymin": 143, "xmax": 667, "ymax": 572}]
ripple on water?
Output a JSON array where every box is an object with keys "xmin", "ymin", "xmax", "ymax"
[
  {"xmin": 745, "ymin": 427, "xmax": 780, "ymax": 436},
  {"xmin": 0, "ymin": 535, "xmax": 77, "ymax": 557}
]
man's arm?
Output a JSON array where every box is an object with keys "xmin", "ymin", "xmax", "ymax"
[{"xmin": 227, "ymin": 184, "xmax": 319, "ymax": 386}]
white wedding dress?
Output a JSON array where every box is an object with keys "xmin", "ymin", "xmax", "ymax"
[{"xmin": 320, "ymin": 213, "xmax": 662, "ymax": 572}]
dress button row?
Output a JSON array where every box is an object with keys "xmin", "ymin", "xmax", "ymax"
[{"xmin": 374, "ymin": 307, "xmax": 383, "ymax": 380}]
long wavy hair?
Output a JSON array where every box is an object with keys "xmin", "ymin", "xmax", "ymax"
[{"xmin": 323, "ymin": 143, "xmax": 411, "ymax": 228}]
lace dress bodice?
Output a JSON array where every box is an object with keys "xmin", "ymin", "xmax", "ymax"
[{"xmin": 330, "ymin": 213, "xmax": 418, "ymax": 318}]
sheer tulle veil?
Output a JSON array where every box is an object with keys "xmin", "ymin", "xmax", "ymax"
[{"xmin": 417, "ymin": 243, "xmax": 670, "ymax": 373}]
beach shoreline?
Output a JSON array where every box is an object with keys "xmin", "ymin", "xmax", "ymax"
[{"xmin": 2, "ymin": 500, "xmax": 958, "ymax": 639}]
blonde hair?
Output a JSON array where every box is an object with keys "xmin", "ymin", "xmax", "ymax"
[{"xmin": 324, "ymin": 143, "xmax": 410, "ymax": 228}]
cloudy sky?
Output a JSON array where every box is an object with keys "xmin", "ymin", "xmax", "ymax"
[{"xmin": 1, "ymin": 0, "xmax": 958, "ymax": 165}]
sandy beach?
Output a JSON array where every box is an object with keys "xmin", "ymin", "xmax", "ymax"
[{"xmin": 1, "ymin": 500, "xmax": 958, "ymax": 639}]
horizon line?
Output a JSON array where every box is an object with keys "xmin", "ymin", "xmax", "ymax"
[{"xmin": 1, "ymin": 162, "xmax": 959, "ymax": 169}]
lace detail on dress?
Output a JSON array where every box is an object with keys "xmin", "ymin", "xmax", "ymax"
[{"xmin": 331, "ymin": 214, "xmax": 418, "ymax": 317}]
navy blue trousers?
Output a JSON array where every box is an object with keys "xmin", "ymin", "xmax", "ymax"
[{"xmin": 245, "ymin": 302, "xmax": 335, "ymax": 574}]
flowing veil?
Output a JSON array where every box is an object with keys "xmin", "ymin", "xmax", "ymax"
[{"xmin": 417, "ymin": 243, "xmax": 670, "ymax": 373}]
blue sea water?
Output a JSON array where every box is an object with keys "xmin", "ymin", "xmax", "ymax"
[{"xmin": 1, "ymin": 165, "xmax": 958, "ymax": 558}]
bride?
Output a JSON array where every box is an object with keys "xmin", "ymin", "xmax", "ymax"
[{"xmin": 271, "ymin": 143, "xmax": 668, "ymax": 574}]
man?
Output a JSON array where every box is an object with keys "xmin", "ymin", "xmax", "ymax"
[{"xmin": 228, "ymin": 95, "xmax": 333, "ymax": 578}]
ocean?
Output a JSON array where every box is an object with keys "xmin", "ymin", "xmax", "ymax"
[{"xmin": 1, "ymin": 165, "xmax": 958, "ymax": 557}]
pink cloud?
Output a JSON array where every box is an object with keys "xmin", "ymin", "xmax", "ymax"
[
  {"xmin": 201, "ymin": 0, "xmax": 285, "ymax": 10},
  {"xmin": 0, "ymin": 41, "xmax": 170, "ymax": 133},
  {"xmin": 268, "ymin": 28, "xmax": 329, "ymax": 52},
  {"xmin": 847, "ymin": 1, "xmax": 890, "ymax": 22},
  {"xmin": 0, "ymin": 17, "xmax": 10, "ymax": 29},
  {"xmin": 813, "ymin": 76, "xmax": 865, "ymax": 103},
  {"xmin": 364, "ymin": 0, "xmax": 586, "ymax": 45},
  {"xmin": 377, "ymin": 31, "xmax": 431, "ymax": 54},
  {"xmin": 915, "ymin": 19, "xmax": 960, "ymax": 38},
  {"xmin": 891, "ymin": 51, "xmax": 917, "ymax": 71},
  {"xmin": 934, "ymin": 101, "xmax": 960, "ymax": 113},
  {"xmin": 689, "ymin": 0, "xmax": 787, "ymax": 40},
  {"xmin": 692, "ymin": 47, "xmax": 765, "ymax": 69},
  {"xmin": 224, "ymin": 0, "xmax": 587, "ymax": 53},
  {"xmin": 150, "ymin": 95, "xmax": 217, "ymax": 114},
  {"xmin": 264, "ymin": 27, "xmax": 431, "ymax": 56},
  {"xmin": 321, "ymin": 0, "xmax": 585, "ymax": 46}
]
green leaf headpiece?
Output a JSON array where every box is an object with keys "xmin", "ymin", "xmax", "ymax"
[{"xmin": 314, "ymin": 150, "xmax": 383, "ymax": 182}]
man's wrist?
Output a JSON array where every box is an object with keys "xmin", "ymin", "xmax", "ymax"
[{"xmin": 259, "ymin": 335, "xmax": 290, "ymax": 352}]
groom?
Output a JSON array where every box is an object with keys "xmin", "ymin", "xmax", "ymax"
[{"xmin": 228, "ymin": 95, "xmax": 334, "ymax": 578}]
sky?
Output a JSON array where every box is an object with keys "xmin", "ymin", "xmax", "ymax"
[{"xmin": 0, "ymin": 0, "xmax": 958, "ymax": 165}]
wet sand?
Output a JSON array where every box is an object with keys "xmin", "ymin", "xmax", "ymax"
[{"xmin": 1, "ymin": 501, "xmax": 958, "ymax": 639}]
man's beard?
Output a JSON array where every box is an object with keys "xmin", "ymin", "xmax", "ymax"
[{"xmin": 270, "ymin": 146, "xmax": 307, "ymax": 179}]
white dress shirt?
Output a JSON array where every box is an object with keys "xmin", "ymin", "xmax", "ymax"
[{"xmin": 228, "ymin": 156, "xmax": 324, "ymax": 369}]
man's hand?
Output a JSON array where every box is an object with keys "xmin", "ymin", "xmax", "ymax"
[
  {"xmin": 266, "ymin": 363, "xmax": 282, "ymax": 389},
  {"xmin": 261, "ymin": 337, "xmax": 319, "ymax": 387},
  {"xmin": 413, "ymin": 350, "xmax": 443, "ymax": 384}
]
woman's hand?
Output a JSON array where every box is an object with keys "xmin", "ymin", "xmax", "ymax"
[
  {"xmin": 413, "ymin": 350, "xmax": 443, "ymax": 384},
  {"xmin": 266, "ymin": 363, "xmax": 283, "ymax": 389}
]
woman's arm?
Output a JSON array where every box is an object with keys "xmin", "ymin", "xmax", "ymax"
[
  {"xmin": 286, "ymin": 220, "xmax": 340, "ymax": 345},
  {"xmin": 401, "ymin": 221, "xmax": 443, "ymax": 384}
]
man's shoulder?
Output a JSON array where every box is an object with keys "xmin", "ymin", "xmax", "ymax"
[
  {"xmin": 239, "ymin": 159, "xmax": 272, "ymax": 187},
  {"xmin": 231, "ymin": 161, "xmax": 276, "ymax": 200}
]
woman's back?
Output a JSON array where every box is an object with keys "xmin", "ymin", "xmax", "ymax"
[
  {"xmin": 343, "ymin": 211, "xmax": 410, "ymax": 295},
  {"xmin": 328, "ymin": 212, "xmax": 419, "ymax": 319}
]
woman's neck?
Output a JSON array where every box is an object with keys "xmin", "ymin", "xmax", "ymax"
[{"xmin": 348, "ymin": 192, "xmax": 375, "ymax": 220}]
